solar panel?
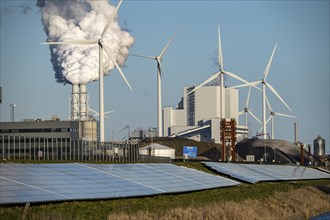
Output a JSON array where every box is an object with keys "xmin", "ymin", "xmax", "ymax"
[
  {"xmin": 83, "ymin": 163, "xmax": 239, "ymax": 193},
  {"xmin": 0, "ymin": 163, "xmax": 240, "ymax": 205},
  {"xmin": 203, "ymin": 162, "xmax": 330, "ymax": 184}
]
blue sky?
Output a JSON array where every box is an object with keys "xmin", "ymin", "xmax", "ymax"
[{"xmin": 0, "ymin": 0, "xmax": 329, "ymax": 153}]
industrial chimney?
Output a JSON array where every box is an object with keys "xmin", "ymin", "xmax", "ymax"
[
  {"xmin": 80, "ymin": 84, "xmax": 88, "ymax": 121},
  {"xmin": 70, "ymin": 83, "xmax": 89, "ymax": 121},
  {"xmin": 71, "ymin": 84, "xmax": 80, "ymax": 120},
  {"xmin": 294, "ymin": 122, "xmax": 298, "ymax": 144}
]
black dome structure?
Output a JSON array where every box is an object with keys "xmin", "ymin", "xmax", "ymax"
[{"xmin": 236, "ymin": 139, "xmax": 309, "ymax": 165}]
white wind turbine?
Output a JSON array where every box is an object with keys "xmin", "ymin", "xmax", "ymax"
[
  {"xmin": 239, "ymin": 86, "xmax": 262, "ymax": 131},
  {"xmin": 232, "ymin": 43, "xmax": 292, "ymax": 139},
  {"xmin": 126, "ymin": 27, "xmax": 182, "ymax": 137},
  {"xmin": 43, "ymin": 0, "xmax": 132, "ymax": 142},
  {"xmin": 88, "ymin": 108, "xmax": 115, "ymax": 119},
  {"xmin": 187, "ymin": 26, "xmax": 254, "ymax": 119},
  {"xmin": 265, "ymin": 96, "xmax": 296, "ymax": 139}
]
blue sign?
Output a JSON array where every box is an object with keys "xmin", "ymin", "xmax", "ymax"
[{"xmin": 183, "ymin": 146, "xmax": 197, "ymax": 158}]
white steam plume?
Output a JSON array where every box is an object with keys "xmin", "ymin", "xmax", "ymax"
[{"xmin": 37, "ymin": 0, "xmax": 134, "ymax": 85}]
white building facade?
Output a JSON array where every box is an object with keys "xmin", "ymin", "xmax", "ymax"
[{"xmin": 163, "ymin": 86, "xmax": 247, "ymax": 144}]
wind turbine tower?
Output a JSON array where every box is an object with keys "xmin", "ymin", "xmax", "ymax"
[
  {"xmin": 127, "ymin": 26, "xmax": 182, "ymax": 137},
  {"xmin": 232, "ymin": 43, "xmax": 292, "ymax": 139},
  {"xmin": 265, "ymin": 96, "xmax": 296, "ymax": 139}
]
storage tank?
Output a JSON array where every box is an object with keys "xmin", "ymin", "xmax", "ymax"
[
  {"xmin": 81, "ymin": 121, "xmax": 98, "ymax": 141},
  {"xmin": 313, "ymin": 135, "xmax": 325, "ymax": 156}
]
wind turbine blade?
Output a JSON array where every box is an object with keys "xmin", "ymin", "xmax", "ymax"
[
  {"xmin": 265, "ymin": 94, "xmax": 273, "ymax": 112},
  {"xmin": 104, "ymin": 46, "xmax": 133, "ymax": 91},
  {"xmin": 42, "ymin": 39, "xmax": 97, "ymax": 45},
  {"xmin": 264, "ymin": 43, "xmax": 277, "ymax": 81},
  {"xmin": 105, "ymin": 110, "xmax": 115, "ymax": 115},
  {"xmin": 158, "ymin": 60, "xmax": 166, "ymax": 81},
  {"xmin": 238, "ymin": 110, "xmax": 245, "ymax": 116},
  {"xmin": 223, "ymin": 70, "xmax": 250, "ymax": 84},
  {"xmin": 230, "ymin": 80, "xmax": 261, "ymax": 89},
  {"xmin": 275, "ymin": 112, "xmax": 297, "ymax": 118},
  {"xmin": 100, "ymin": 0, "xmax": 123, "ymax": 40},
  {"xmin": 186, "ymin": 72, "xmax": 221, "ymax": 96},
  {"xmin": 88, "ymin": 108, "xmax": 99, "ymax": 114},
  {"xmin": 158, "ymin": 23, "xmax": 184, "ymax": 58},
  {"xmin": 249, "ymin": 111, "xmax": 262, "ymax": 124},
  {"xmin": 218, "ymin": 26, "xmax": 223, "ymax": 70},
  {"xmin": 158, "ymin": 60, "xmax": 170, "ymax": 98},
  {"xmin": 266, "ymin": 116, "xmax": 272, "ymax": 124},
  {"xmin": 246, "ymin": 86, "xmax": 252, "ymax": 108},
  {"xmin": 266, "ymin": 82, "xmax": 292, "ymax": 111},
  {"xmin": 126, "ymin": 53, "xmax": 155, "ymax": 60}
]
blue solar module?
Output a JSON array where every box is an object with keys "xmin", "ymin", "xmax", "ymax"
[
  {"xmin": 0, "ymin": 163, "xmax": 240, "ymax": 205},
  {"xmin": 203, "ymin": 162, "xmax": 330, "ymax": 184},
  {"xmin": 83, "ymin": 163, "xmax": 239, "ymax": 193}
]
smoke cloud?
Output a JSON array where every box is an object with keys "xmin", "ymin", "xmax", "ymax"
[{"xmin": 37, "ymin": 0, "xmax": 134, "ymax": 85}]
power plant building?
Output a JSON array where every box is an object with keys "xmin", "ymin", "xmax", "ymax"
[
  {"xmin": 0, "ymin": 119, "xmax": 99, "ymax": 141},
  {"xmin": 163, "ymin": 86, "xmax": 247, "ymax": 144}
]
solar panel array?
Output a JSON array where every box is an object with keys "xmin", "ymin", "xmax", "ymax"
[
  {"xmin": 0, "ymin": 163, "xmax": 240, "ymax": 205},
  {"xmin": 203, "ymin": 162, "xmax": 330, "ymax": 184}
]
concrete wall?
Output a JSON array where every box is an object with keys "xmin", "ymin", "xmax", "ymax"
[
  {"xmin": 195, "ymin": 86, "xmax": 220, "ymax": 125},
  {"xmin": 225, "ymin": 88, "xmax": 239, "ymax": 122}
]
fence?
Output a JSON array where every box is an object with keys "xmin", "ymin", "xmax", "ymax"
[{"xmin": 0, "ymin": 135, "xmax": 141, "ymax": 162}]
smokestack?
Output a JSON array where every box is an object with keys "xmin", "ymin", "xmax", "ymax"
[
  {"xmin": 38, "ymin": 0, "xmax": 134, "ymax": 85},
  {"xmin": 80, "ymin": 84, "xmax": 88, "ymax": 121},
  {"xmin": 294, "ymin": 122, "xmax": 298, "ymax": 144},
  {"xmin": 71, "ymin": 84, "xmax": 80, "ymax": 120}
]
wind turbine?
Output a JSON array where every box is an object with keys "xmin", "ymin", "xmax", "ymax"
[
  {"xmin": 124, "ymin": 26, "xmax": 182, "ymax": 137},
  {"xmin": 265, "ymin": 96, "xmax": 296, "ymax": 139},
  {"xmin": 232, "ymin": 43, "xmax": 292, "ymax": 139},
  {"xmin": 43, "ymin": 0, "xmax": 132, "ymax": 142},
  {"xmin": 88, "ymin": 108, "xmax": 115, "ymax": 119},
  {"xmin": 187, "ymin": 26, "xmax": 253, "ymax": 119},
  {"xmin": 238, "ymin": 86, "xmax": 262, "ymax": 131}
]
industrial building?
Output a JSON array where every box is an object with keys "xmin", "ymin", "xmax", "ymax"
[
  {"xmin": 0, "ymin": 118, "xmax": 143, "ymax": 162},
  {"xmin": 139, "ymin": 143, "xmax": 175, "ymax": 159},
  {"xmin": 163, "ymin": 85, "xmax": 248, "ymax": 144},
  {"xmin": 235, "ymin": 139, "xmax": 309, "ymax": 164},
  {"xmin": 0, "ymin": 118, "xmax": 98, "ymax": 141},
  {"xmin": 130, "ymin": 127, "xmax": 158, "ymax": 140}
]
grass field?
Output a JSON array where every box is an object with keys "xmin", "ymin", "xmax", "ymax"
[{"xmin": 1, "ymin": 162, "xmax": 329, "ymax": 220}]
